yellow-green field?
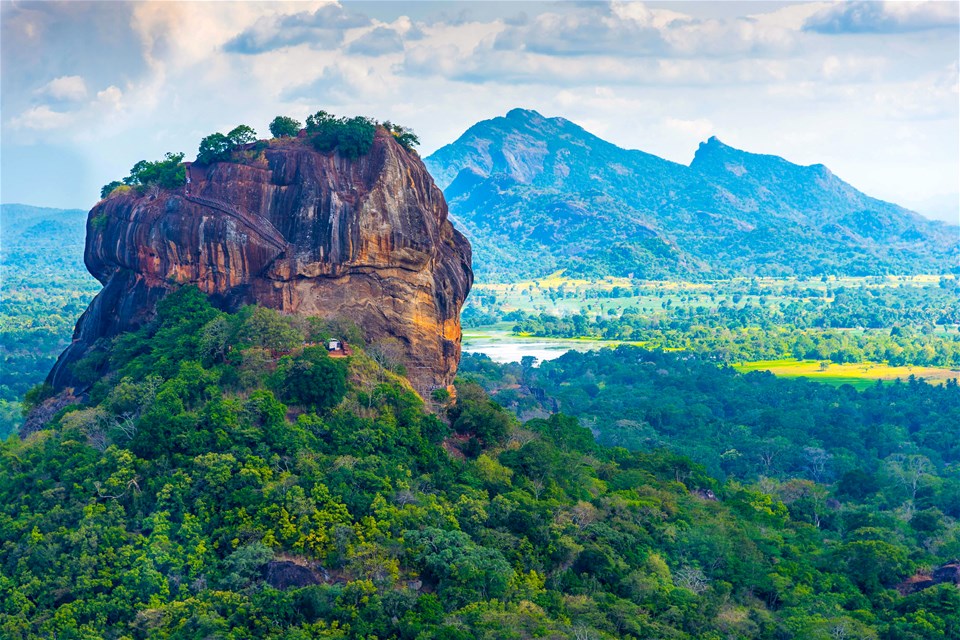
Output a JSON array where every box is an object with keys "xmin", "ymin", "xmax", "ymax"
[{"xmin": 733, "ymin": 359, "xmax": 960, "ymax": 390}]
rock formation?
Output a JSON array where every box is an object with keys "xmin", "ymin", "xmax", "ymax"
[{"xmin": 48, "ymin": 129, "xmax": 473, "ymax": 395}]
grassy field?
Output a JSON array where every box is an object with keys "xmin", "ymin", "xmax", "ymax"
[
  {"xmin": 733, "ymin": 359, "xmax": 959, "ymax": 390},
  {"xmin": 463, "ymin": 326, "xmax": 960, "ymax": 389}
]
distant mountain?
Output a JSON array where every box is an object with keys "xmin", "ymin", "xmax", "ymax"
[{"xmin": 426, "ymin": 109, "xmax": 959, "ymax": 281}]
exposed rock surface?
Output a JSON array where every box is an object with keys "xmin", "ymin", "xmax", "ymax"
[
  {"xmin": 48, "ymin": 129, "xmax": 473, "ymax": 394},
  {"xmin": 263, "ymin": 561, "xmax": 321, "ymax": 590}
]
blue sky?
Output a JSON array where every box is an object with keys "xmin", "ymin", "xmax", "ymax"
[{"xmin": 2, "ymin": 1, "xmax": 958, "ymax": 223}]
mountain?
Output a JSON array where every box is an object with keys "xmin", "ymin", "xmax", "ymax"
[
  {"xmin": 426, "ymin": 109, "xmax": 959, "ymax": 281},
  {"xmin": 49, "ymin": 128, "xmax": 472, "ymax": 395}
]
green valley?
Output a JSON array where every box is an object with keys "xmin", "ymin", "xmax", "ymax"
[{"xmin": 0, "ymin": 205, "xmax": 101, "ymax": 438}]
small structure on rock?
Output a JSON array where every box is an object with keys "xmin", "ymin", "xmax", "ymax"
[{"xmin": 46, "ymin": 126, "xmax": 473, "ymax": 400}]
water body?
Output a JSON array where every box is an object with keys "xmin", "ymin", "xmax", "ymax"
[{"xmin": 461, "ymin": 326, "xmax": 627, "ymax": 365}]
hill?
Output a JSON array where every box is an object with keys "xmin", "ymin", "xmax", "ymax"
[
  {"xmin": 6, "ymin": 289, "xmax": 960, "ymax": 638},
  {"xmin": 425, "ymin": 109, "xmax": 959, "ymax": 281},
  {"xmin": 50, "ymin": 121, "xmax": 472, "ymax": 397}
]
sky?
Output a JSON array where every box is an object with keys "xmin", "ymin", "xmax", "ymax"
[{"xmin": 2, "ymin": 0, "xmax": 958, "ymax": 223}]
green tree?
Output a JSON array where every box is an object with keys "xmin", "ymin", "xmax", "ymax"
[
  {"xmin": 100, "ymin": 180, "xmax": 123, "ymax": 199},
  {"xmin": 227, "ymin": 124, "xmax": 257, "ymax": 146},
  {"xmin": 280, "ymin": 347, "xmax": 348, "ymax": 412},
  {"xmin": 196, "ymin": 132, "xmax": 233, "ymax": 164},
  {"xmin": 382, "ymin": 121, "xmax": 420, "ymax": 150},
  {"xmin": 269, "ymin": 116, "xmax": 301, "ymax": 138}
]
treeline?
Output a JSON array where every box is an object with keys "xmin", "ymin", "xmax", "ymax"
[
  {"xmin": 463, "ymin": 276, "xmax": 960, "ymax": 331},
  {"xmin": 512, "ymin": 308, "xmax": 960, "ymax": 367},
  {"xmin": 101, "ymin": 111, "xmax": 420, "ymax": 199},
  {"xmin": 5, "ymin": 290, "xmax": 959, "ymax": 638}
]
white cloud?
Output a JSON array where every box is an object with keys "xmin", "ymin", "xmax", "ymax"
[
  {"xmin": 804, "ymin": 1, "xmax": 960, "ymax": 34},
  {"xmin": 665, "ymin": 117, "xmax": 714, "ymax": 139},
  {"xmin": 96, "ymin": 85, "xmax": 124, "ymax": 107},
  {"xmin": 37, "ymin": 75, "xmax": 88, "ymax": 101},
  {"xmin": 9, "ymin": 105, "xmax": 74, "ymax": 130},
  {"xmin": 0, "ymin": 0, "xmax": 956, "ymax": 216}
]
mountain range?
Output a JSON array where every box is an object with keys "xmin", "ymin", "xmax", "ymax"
[{"xmin": 425, "ymin": 109, "xmax": 958, "ymax": 281}]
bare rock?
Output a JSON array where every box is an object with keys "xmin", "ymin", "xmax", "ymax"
[{"xmin": 47, "ymin": 129, "xmax": 472, "ymax": 396}]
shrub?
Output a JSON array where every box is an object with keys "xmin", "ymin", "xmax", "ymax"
[
  {"xmin": 269, "ymin": 116, "xmax": 301, "ymax": 138},
  {"xmin": 305, "ymin": 110, "xmax": 377, "ymax": 158},
  {"xmin": 100, "ymin": 180, "xmax": 123, "ymax": 199},
  {"xmin": 382, "ymin": 121, "xmax": 420, "ymax": 151}
]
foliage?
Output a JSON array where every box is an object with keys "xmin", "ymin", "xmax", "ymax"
[
  {"xmin": 99, "ymin": 180, "xmax": 122, "ymax": 198},
  {"xmin": 382, "ymin": 121, "xmax": 420, "ymax": 151},
  {"xmin": 2, "ymin": 287, "xmax": 958, "ymax": 637},
  {"xmin": 465, "ymin": 275, "xmax": 960, "ymax": 369},
  {"xmin": 196, "ymin": 132, "xmax": 233, "ymax": 164},
  {"xmin": 269, "ymin": 115, "xmax": 302, "ymax": 138},
  {"xmin": 101, "ymin": 152, "xmax": 186, "ymax": 198},
  {"xmin": 276, "ymin": 347, "xmax": 348, "ymax": 413},
  {"xmin": 462, "ymin": 346, "xmax": 960, "ymax": 485},
  {"xmin": 196, "ymin": 125, "xmax": 257, "ymax": 164},
  {"xmin": 0, "ymin": 205, "xmax": 101, "ymax": 437},
  {"xmin": 306, "ymin": 111, "xmax": 377, "ymax": 158}
]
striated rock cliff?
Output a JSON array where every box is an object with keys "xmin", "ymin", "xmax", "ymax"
[{"xmin": 49, "ymin": 129, "xmax": 473, "ymax": 394}]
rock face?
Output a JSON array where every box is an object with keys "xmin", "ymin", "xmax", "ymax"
[{"xmin": 48, "ymin": 129, "xmax": 473, "ymax": 394}]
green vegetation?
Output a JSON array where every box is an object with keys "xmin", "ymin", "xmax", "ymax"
[
  {"xmin": 425, "ymin": 110, "xmax": 958, "ymax": 281},
  {"xmin": 0, "ymin": 205, "xmax": 100, "ymax": 438},
  {"xmin": 3, "ymin": 288, "xmax": 959, "ymax": 638},
  {"xmin": 464, "ymin": 274, "xmax": 960, "ymax": 370},
  {"xmin": 306, "ymin": 110, "xmax": 378, "ymax": 158},
  {"xmin": 196, "ymin": 125, "xmax": 259, "ymax": 165},
  {"xmin": 100, "ymin": 152, "xmax": 186, "ymax": 198},
  {"xmin": 382, "ymin": 121, "xmax": 420, "ymax": 151},
  {"xmin": 269, "ymin": 115, "xmax": 302, "ymax": 138}
]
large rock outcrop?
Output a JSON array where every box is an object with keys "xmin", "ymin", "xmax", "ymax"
[{"xmin": 48, "ymin": 129, "xmax": 473, "ymax": 394}]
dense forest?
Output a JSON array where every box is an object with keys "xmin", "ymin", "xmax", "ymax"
[
  {"xmin": 2, "ymin": 288, "xmax": 959, "ymax": 638},
  {"xmin": 0, "ymin": 205, "xmax": 101, "ymax": 438}
]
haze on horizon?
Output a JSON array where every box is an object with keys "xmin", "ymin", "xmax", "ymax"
[{"xmin": 1, "ymin": 0, "xmax": 958, "ymax": 224}]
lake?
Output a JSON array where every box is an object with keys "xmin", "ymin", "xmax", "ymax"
[{"xmin": 461, "ymin": 325, "xmax": 628, "ymax": 365}]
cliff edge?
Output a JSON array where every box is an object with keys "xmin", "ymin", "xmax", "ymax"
[{"xmin": 48, "ymin": 128, "xmax": 473, "ymax": 394}]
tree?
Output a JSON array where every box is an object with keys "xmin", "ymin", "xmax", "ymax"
[
  {"xmin": 100, "ymin": 180, "xmax": 123, "ymax": 199},
  {"xmin": 280, "ymin": 347, "xmax": 348, "ymax": 412},
  {"xmin": 885, "ymin": 453, "xmax": 935, "ymax": 503},
  {"xmin": 111, "ymin": 152, "xmax": 186, "ymax": 194},
  {"xmin": 333, "ymin": 116, "xmax": 376, "ymax": 158},
  {"xmin": 227, "ymin": 124, "xmax": 257, "ymax": 146},
  {"xmin": 269, "ymin": 116, "xmax": 301, "ymax": 138},
  {"xmin": 305, "ymin": 110, "xmax": 336, "ymax": 132},
  {"xmin": 304, "ymin": 110, "xmax": 377, "ymax": 157},
  {"xmin": 382, "ymin": 121, "xmax": 420, "ymax": 150},
  {"xmin": 196, "ymin": 132, "xmax": 233, "ymax": 164}
]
